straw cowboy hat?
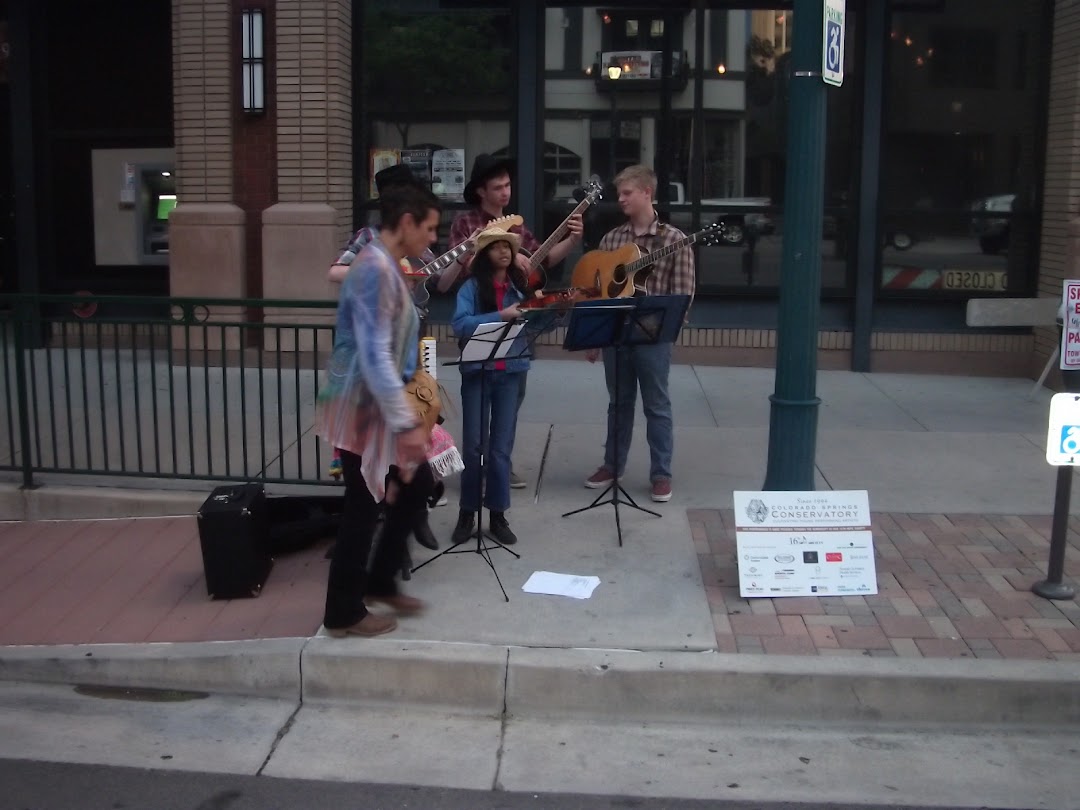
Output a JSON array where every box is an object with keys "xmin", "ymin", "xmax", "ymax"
[
  {"xmin": 473, "ymin": 225, "xmax": 521, "ymax": 257},
  {"xmin": 463, "ymin": 153, "xmax": 516, "ymax": 206}
]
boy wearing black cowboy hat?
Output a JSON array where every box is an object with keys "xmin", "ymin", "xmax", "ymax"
[{"xmin": 448, "ymin": 153, "xmax": 583, "ymax": 287}]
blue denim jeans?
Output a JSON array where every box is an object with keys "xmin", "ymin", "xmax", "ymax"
[
  {"xmin": 602, "ymin": 343, "xmax": 673, "ymax": 481},
  {"xmin": 460, "ymin": 370, "xmax": 522, "ymax": 513}
]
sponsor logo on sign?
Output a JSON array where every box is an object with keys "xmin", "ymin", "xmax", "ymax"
[
  {"xmin": 803, "ymin": 551, "xmax": 819, "ymax": 564},
  {"xmin": 774, "ymin": 554, "xmax": 795, "ymax": 563},
  {"xmin": 826, "ymin": 552, "xmax": 843, "ymax": 562},
  {"xmin": 746, "ymin": 499, "xmax": 769, "ymax": 524}
]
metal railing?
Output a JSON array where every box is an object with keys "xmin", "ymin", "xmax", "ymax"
[{"xmin": 0, "ymin": 294, "xmax": 342, "ymax": 489}]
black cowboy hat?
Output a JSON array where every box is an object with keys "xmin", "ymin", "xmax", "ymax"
[
  {"xmin": 463, "ymin": 153, "xmax": 516, "ymax": 206},
  {"xmin": 375, "ymin": 163, "xmax": 423, "ymax": 193}
]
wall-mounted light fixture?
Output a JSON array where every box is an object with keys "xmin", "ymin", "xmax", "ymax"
[{"xmin": 241, "ymin": 10, "xmax": 265, "ymax": 114}]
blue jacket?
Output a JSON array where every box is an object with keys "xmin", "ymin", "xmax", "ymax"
[{"xmin": 452, "ymin": 278, "xmax": 534, "ymax": 374}]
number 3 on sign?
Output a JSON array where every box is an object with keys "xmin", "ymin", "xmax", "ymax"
[{"xmin": 1061, "ymin": 426, "xmax": 1080, "ymax": 455}]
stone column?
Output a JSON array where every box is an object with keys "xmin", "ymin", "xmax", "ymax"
[
  {"xmin": 262, "ymin": 0, "xmax": 353, "ymax": 350},
  {"xmin": 170, "ymin": 0, "xmax": 245, "ymax": 348}
]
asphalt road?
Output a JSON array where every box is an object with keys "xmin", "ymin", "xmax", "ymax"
[{"xmin": 0, "ymin": 759, "xmax": 998, "ymax": 810}]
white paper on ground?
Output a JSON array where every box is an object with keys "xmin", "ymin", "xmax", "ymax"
[{"xmin": 522, "ymin": 571, "xmax": 601, "ymax": 599}]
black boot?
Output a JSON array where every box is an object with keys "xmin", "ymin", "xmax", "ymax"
[
  {"xmin": 451, "ymin": 509, "xmax": 475, "ymax": 545},
  {"xmin": 400, "ymin": 545, "xmax": 413, "ymax": 581},
  {"xmin": 413, "ymin": 513, "xmax": 439, "ymax": 550},
  {"xmin": 489, "ymin": 511, "xmax": 517, "ymax": 546}
]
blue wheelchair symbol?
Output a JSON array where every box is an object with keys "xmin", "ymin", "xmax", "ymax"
[
  {"xmin": 1060, "ymin": 425, "xmax": 1080, "ymax": 455},
  {"xmin": 826, "ymin": 20, "xmax": 841, "ymax": 72}
]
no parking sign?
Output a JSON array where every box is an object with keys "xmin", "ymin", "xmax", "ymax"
[{"xmin": 1061, "ymin": 280, "xmax": 1080, "ymax": 370}]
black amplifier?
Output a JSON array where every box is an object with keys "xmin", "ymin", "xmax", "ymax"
[{"xmin": 196, "ymin": 484, "xmax": 273, "ymax": 599}]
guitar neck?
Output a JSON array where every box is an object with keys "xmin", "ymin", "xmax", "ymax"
[
  {"xmin": 421, "ymin": 242, "xmax": 469, "ymax": 275},
  {"xmin": 530, "ymin": 196, "xmax": 594, "ymax": 270},
  {"xmin": 625, "ymin": 232, "xmax": 701, "ymax": 274}
]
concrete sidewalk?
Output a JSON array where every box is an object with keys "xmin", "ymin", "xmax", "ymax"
[{"xmin": 1, "ymin": 363, "xmax": 1079, "ymax": 724}]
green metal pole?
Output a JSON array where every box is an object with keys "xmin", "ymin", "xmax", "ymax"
[{"xmin": 763, "ymin": 0, "xmax": 828, "ymax": 491}]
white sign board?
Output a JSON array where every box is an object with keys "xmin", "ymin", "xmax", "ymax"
[
  {"xmin": 1046, "ymin": 393, "xmax": 1080, "ymax": 465},
  {"xmin": 823, "ymin": 0, "xmax": 846, "ymax": 87},
  {"xmin": 733, "ymin": 490, "xmax": 876, "ymax": 597},
  {"xmin": 1061, "ymin": 280, "xmax": 1080, "ymax": 370}
]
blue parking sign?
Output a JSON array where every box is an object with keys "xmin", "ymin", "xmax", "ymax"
[
  {"xmin": 823, "ymin": 0, "xmax": 845, "ymax": 87},
  {"xmin": 1061, "ymin": 426, "xmax": 1080, "ymax": 455}
]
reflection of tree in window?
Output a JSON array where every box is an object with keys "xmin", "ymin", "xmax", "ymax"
[
  {"xmin": 493, "ymin": 143, "xmax": 582, "ymax": 200},
  {"xmin": 363, "ymin": 10, "xmax": 511, "ymax": 146}
]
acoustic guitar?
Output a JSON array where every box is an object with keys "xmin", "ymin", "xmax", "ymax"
[
  {"xmin": 569, "ymin": 223, "xmax": 726, "ymax": 299},
  {"xmin": 523, "ymin": 178, "xmax": 605, "ymax": 292},
  {"xmin": 405, "ymin": 214, "xmax": 524, "ymax": 310}
]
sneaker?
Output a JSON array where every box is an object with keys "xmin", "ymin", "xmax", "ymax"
[
  {"xmin": 489, "ymin": 511, "xmax": 518, "ymax": 545},
  {"xmin": 367, "ymin": 593, "xmax": 426, "ymax": 616},
  {"xmin": 324, "ymin": 612, "xmax": 398, "ymax": 638},
  {"xmin": 510, "ymin": 470, "xmax": 527, "ymax": 489},
  {"xmin": 451, "ymin": 510, "xmax": 476, "ymax": 545},
  {"xmin": 584, "ymin": 467, "xmax": 615, "ymax": 489},
  {"xmin": 650, "ymin": 478, "xmax": 672, "ymax": 503},
  {"xmin": 428, "ymin": 482, "xmax": 448, "ymax": 508}
]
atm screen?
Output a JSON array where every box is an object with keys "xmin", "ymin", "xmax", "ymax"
[{"xmin": 156, "ymin": 194, "xmax": 177, "ymax": 221}]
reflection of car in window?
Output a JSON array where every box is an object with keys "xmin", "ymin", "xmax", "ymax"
[{"xmin": 970, "ymin": 193, "xmax": 1015, "ymax": 255}]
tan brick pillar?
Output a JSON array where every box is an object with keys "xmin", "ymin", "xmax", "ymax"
[
  {"xmin": 262, "ymin": 0, "xmax": 353, "ymax": 348},
  {"xmin": 170, "ymin": 0, "xmax": 246, "ymax": 348},
  {"xmin": 1034, "ymin": 0, "xmax": 1080, "ymax": 381}
]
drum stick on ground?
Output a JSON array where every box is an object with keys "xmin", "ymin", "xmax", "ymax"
[{"xmin": 534, "ymin": 424, "xmax": 554, "ymax": 504}]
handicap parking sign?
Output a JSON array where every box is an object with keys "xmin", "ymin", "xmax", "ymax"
[
  {"xmin": 823, "ymin": 0, "xmax": 846, "ymax": 87},
  {"xmin": 1047, "ymin": 394, "xmax": 1080, "ymax": 465}
]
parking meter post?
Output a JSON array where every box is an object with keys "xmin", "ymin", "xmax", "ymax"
[
  {"xmin": 1034, "ymin": 340, "xmax": 1079, "ymax": 601},
  {"xmin": 1033, "ymin": 465, "xmax": 1075, "ymax": 600}
]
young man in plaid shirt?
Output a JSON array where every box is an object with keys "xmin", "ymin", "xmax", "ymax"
[{"xmin": 584, "ymin": 165, "xmax": 695, "ymax": 503}]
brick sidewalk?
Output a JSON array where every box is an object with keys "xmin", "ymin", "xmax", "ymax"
[
  {"xmin": 690, "ymin": 510, "xmax": 1080, "ymax": 660},
  {"xmin": 3, "ymin": 512, "xmax": 1080, "ymax": 658}
]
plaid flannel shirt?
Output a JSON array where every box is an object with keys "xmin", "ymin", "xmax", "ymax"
[
  {"xmin": 334, "ymin": 225, "xmax": 435, "ymax": 270},
  {"xmin": 448, "ymin": 208, "xmax": 542, "ymax": 283},
  {"xmin": 598, "ymin": 213, "xmax": 696, "ymax": 305}
]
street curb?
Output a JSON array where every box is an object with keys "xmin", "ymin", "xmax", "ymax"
[
  {"xmin": 302, "ymin": 638, "xmax": 508, "ymax": 715},
  {"xmin": 3, "ymin": 639, "xmax": 1080, "ymax": 726},
  {"xmin": 0, "ymin": 639, "xmax": 304, "ymax": 700},
  {"xmin": 505, "ymin": 647, "xmax": 1080, "ymax": 726}
]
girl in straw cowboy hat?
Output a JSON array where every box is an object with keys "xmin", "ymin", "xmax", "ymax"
[{"xmin": 450, "ymin": 225, "xmax": 547, "ymax": 548}]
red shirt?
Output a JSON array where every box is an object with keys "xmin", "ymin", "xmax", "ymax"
[{"xmin": 493, "ymin": 279, "xmax": 509, "ymax": 370}]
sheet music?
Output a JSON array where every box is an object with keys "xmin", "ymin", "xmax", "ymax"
[
  {"xmin": 522, "ymin": 571, "xmax": 601, "ymax": 600},
  {"xmin": 460, "ymin": 322, "xmax": 524, "ymax": 362}
]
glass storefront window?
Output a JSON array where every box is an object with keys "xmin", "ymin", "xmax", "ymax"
[
  {"xmin": 359, "ymin": 1, "xmax": 513, "ymax": 243},
  {"xmin": 879, "ymin": 0, "xmax": 1049, "ymax": 296},
  {"xmin": 541, "ymin": 5, "xmax": 858, "ymax": 294}
]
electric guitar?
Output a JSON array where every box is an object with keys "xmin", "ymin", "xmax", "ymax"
[
  {"xmin": 523, "ymin": 178, "xmax": 605, "ymax": 292},
  {"xmin": 568, "ymin": 223, "xmax": 725, "ymax": 299},
  {"xmin": 405, "ymin": 214, "xmax": 524, "ymax": 311}
]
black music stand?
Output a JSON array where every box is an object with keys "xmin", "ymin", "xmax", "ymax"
[
  {"xmin": 411, "ymin": 318, "xmax": 534, "ymax": 601},
  {"xmin": 562, "ymin": 295, "xmax": 691, "ymax": 547}
]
